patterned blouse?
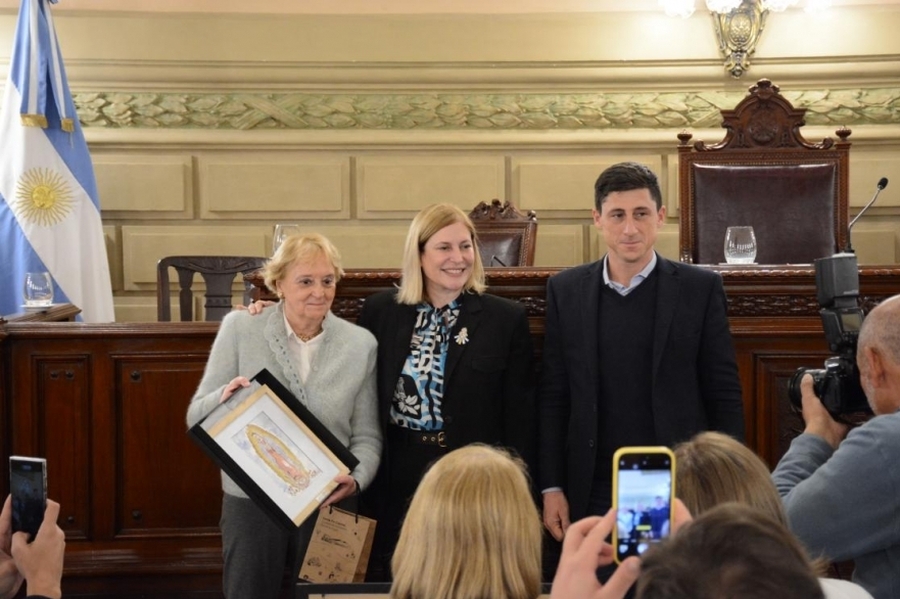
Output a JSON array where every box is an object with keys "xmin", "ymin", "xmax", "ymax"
[{"xmin": 389, "ymin": 299, "xmax": 461, "ymax": 431}]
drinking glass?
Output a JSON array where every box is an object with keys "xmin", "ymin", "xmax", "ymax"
[
  {"xmin": 23, "ymin": 271, "xmax": 54, "ymax": 307},
  {"xmin": 723, "ymin": 226, "xmax": 758, "ymax": 264},
  {"xmin": 272, "ymin": 224, "xmax": 300, "ymax": 254}
]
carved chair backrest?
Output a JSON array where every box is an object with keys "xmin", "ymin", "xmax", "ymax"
[
  {"xmin": 157, "ymin": 255, "xmax": 268, "ymax": 321},
  {"xmin": 678, "ymin": 79, "xmax": 851, "ymax": 265},
  {"xmin": 469, "ymin": 199, "xmax": 538, "ymax": 267}
]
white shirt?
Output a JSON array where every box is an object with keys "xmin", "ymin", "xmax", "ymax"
[{"xmin": 283, "ymin": 312, "xmax": 324, "ymax": 383}]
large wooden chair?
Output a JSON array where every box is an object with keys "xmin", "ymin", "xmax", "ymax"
[
  {"xmin": 469, "ymin": 199, "xmax": 538, "ymax": 267},
  {"xmin": 677, "ymin": 79, "xmax": 851, "ymax": 265},
  {"xmin": 157, "ymin": 255, "xmax": 267, "ymax": 321}
]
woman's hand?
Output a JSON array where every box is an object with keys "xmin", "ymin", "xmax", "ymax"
[
  {"xmin": 220, "ymin": 377, "xmax": 250, "ymax": 404},
  {"xmin": 246, "ymin": 300, "xmax": 275, "ymax": 315},
  {"xmin": 321, "ymin": 475, "xmax": 357, "ymax": 508}
]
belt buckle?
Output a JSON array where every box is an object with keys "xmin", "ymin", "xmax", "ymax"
[{"xmin": 437, "ymin": 431, "xmax": 447, "ymax": 448}]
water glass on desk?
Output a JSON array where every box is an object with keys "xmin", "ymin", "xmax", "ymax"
[
  {"xmin": 23, "ymin": 271, "xmax": 54, "ymax": 307},
  {"xmin": 724, "ymin": 226, "xmax": 757, "ymax": 264}
]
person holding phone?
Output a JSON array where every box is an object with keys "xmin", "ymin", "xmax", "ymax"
[
  {"xmin": 0, "ymin": 495, "xmax": 65, "ymax": 599},
  {"xmin": 538, "ymin": 162, "xmax": 744, "ymax": 576}
]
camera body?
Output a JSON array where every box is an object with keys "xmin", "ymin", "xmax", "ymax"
[{"xmin": 787, "ymin": 253, "xmax": 871, "ymax": 416}]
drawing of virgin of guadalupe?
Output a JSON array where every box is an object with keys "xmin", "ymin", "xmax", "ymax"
[{"xmin": 245, "ymin": 423, "xmax": 320, "ymax": 495}]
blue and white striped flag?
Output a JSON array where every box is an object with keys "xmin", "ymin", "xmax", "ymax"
[{"xmin": 0, "ymin": 0, "xmax": 114, "ymax": 322}]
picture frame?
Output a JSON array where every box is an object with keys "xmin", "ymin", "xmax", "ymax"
[{"xmin": 189, "ymin": 368, "xmax": 360, "ymax": 530}]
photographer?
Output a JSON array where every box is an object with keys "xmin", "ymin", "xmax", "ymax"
[{"xmin": 772, "ymin": 294, "xmax": 900, "ymax": 599}]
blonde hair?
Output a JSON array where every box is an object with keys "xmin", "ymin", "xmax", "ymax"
[
  {"xmin": 396, "ymin": 203, "xmax": 486, "ymax": 305},
  {"xmin": 674, "ymin": 431, "xmax": 788, "ymax": 527},
  {"xmin": 390, "ymin": 445, "xmax": 542, "ymax": 599},
  {"xmin": 261, "ymin": 232, "xmax": 344, "ymax": 294}
]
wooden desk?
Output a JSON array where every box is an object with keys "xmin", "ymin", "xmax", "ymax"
[
  {"xmin": 0, "ymin": 303, "xmax": 81, "ymax": 323},
  {"xmin": 1, "ymin": 265, "xmax": 898, "ymax": 597}
]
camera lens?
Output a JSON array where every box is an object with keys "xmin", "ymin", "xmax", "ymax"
[{"xmin": 787, "ymin": 367, "xmax": 825, "ymax": 409}]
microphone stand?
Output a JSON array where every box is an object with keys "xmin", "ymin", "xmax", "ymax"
[{"xmin": 845, "ymin": 179, "xmax": 888, "ymax": 253}]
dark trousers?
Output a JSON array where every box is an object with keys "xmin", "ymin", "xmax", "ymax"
[
  {"xmin": 220, "ymin": 494, "xmax": 316, "ymax": 599},
  {"xmin": 365, "ymin": 425, "xmax": 448, "ymax": 582}
]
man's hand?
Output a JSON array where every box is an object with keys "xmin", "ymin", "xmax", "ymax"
[
  {"xmin": 10, "ymin": 500, "xmax": 64, "ymax": 599},
  {"xmin": 0, "ymin": 496, "xmax": 24, "ymax": 599},
  {"xmin": 550, "ymin": 509, "xmax": 639, "ymax": 599},
  {"xmin": 543, "ymin": 490, "xmax": 571, "ymax": 541},
  {"xmin": 799, "ymin": 374, "xmax": 850, "ymax": 449}
]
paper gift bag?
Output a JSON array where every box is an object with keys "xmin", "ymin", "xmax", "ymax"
[{"xmin": 299, "ymin": 506, "xmax": 377, "ymax": 583}]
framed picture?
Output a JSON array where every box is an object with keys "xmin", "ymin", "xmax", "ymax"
[{"xmin": 190, "ymin": 368, "xmax": 360, "ymax": 530}]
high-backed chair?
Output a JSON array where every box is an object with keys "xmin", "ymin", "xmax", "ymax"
[
  {"xmin": 677, "ymin": 79, "xmax": 851, "ymax": 265},
  {"xmin": 157, "ymin": 256, "xmax": 267, "ymax": 322},
  {"xmin": 469, "ymin": 199, "xmax": 538, "ymax": 267}
]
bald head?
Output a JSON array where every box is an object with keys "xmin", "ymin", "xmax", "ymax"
[{"xmin": 858, "ymin": 295, "xmax": 900, "ymax": 366}]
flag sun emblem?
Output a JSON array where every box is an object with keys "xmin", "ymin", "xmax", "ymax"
[{"xmin": 15, "ymin": 168, "xmax": 75, "ymax": 227}]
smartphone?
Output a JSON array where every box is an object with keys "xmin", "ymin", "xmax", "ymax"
[
  {"xmin": 9, "ymin": 456, "xmax": 47, "ymax": 540},
  {"xmin": 612, "ymin": 446, "xmax": 675, "ymax": 564}
]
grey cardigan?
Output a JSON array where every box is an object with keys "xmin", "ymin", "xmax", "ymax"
[{"xmin": 186, "ymin": 304, "xmax": 382, "ymax": 498}]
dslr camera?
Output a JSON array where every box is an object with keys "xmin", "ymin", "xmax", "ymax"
[{"xmin": 787, "ymin": 253, "xmax": 871, "ymax": 416}]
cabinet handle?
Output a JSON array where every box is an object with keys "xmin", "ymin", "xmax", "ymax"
[
  {"xmin": 65, "ymin": 370, "xmax": 75, "ymax": 380},
  {"xmin": 66, "ymin": 516, "xmax": 75, "ymax": 524},
  {"xmin": 49, "ymin": 370, "xmax": 59, "ymax": 380},
  {"xmin": 130, "ymin": 371, "xmax": 142, "ymax": 382},
  {"xmin": 132, "ymin": 510, "xmax": 142, "ymax": 521}
]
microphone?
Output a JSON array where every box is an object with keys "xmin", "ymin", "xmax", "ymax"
[
  {"xmin": 845, "ymin": 177, "xmax": 888, "ymax": 253},
  {"xmin": 490, "ymin": 255, "xmax": 508, "ymax": 267}
]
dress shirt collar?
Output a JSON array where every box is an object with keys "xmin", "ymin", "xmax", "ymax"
[{"xmin": 603, "ymin": 252, "xmax": 658, "ymax": 297}]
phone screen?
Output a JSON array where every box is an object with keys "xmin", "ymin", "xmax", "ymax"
[
  {"xmin": 9, "ymin": 456, "xmax": 47, "ymax": 539},
  {"xmin": 612, "ymin": 447, "xmax": 674, "ymax": 563}
]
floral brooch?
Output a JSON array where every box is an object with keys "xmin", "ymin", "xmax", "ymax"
[{"xmin": 454, "ymin": 327, "xmax": 469, "ymax": 345}]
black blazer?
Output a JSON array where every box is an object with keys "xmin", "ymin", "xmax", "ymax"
[
  {"xmin": 538, "ymin": 255, "xmax": 744, "ymax": 521},
  {"xmin": 357, "ymin": 289, "xmax": 538, "ymax": 473}
]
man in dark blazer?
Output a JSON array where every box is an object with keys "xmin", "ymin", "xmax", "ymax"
[{"xmin": 538, "ymin": 162, "xmax": 744, "ymax": 547}]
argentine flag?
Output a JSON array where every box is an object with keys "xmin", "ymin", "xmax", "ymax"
[{"xmin": 0, "ymin": 0, "xmax": 114, "ymax": 322}]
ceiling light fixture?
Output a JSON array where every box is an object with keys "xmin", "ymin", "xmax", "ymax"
[{"xmin": 660, "ymin": 0, "xmax": 828, "ymax": 78}]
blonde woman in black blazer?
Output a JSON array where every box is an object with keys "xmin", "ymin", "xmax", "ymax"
[{"xmin": 357, "ymin": 203, "xmax": 537, "ymax": 582}]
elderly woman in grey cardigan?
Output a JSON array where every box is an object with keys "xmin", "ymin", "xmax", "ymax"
[{"xmin": 186, "ymin": 233, "xmax": 381, "ymax": 599}]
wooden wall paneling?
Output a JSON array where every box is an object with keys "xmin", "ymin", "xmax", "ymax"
[
  {"xmin": 730, "ymin": 321, "xmax": 831, "ymax": 469},
  {"xmin": 36, "ymin": 355, "xmax": 93, "ymax": 542},
  {"xmin": 113, "ymin": 353, "xmax": 221, "ymax": 537}
]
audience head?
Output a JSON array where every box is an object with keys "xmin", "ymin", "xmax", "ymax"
[
  {"xmin": 637, "ymin": 503, "xmax": 825, "ymax": 599},
  {"xmin": 397, "ymin": 203, "xmax": 486, "ymax": 305},
  {"xmin": 856, "ymin": 294, "xmax": 900, "ymax": 414},
  {"xmin": 674, "ymin": 431, "xmax": 788, "ymax": 527},
  {"xmin": 390, "ymin": 444, "xmax": 541, "ymax": 599},
  {"xmin": 262, "ymin": 232, "xmax": 344, "ymax": 294},
  {"xmin": 594, "ymin": 162, "xmax": 663, "ymax": 212}
]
